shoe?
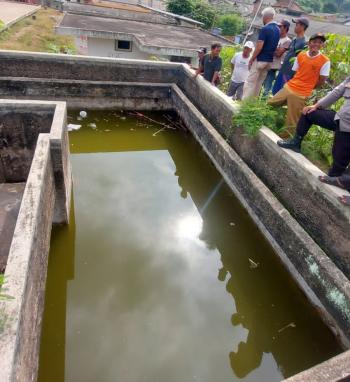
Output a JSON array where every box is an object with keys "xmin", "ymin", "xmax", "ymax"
[{"xmin": 277, "ymin": 135, "xmax": 303, "ymax": 153}]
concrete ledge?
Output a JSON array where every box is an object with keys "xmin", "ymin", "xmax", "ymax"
[
  {"xmin": 0, "ymin": 99, "xmax": 72, "ymax": 382},
  {"xmin": 0, "ymin": 50, "xmax": 182, "ymax": 82},
  {"xmin": 284, "ymin": 350, "xmax": 350, "ymax": 381},
  {"xmin": 0, "ymin": 99, "xmax": 72, "ymax": 224},
  {"xmin": 228, "ymin": 127, "xmax": 350, "ymax": 278},
  {"xmin": 0, "ymin": 134, "xmax": 55, "ymax": 382},
  {"xmin": 171, "ymin": 84, "xmax": 350, "ymax": 348},
  {"xmin": 0, "ymin": 77, "xmax": 172, "ymax": 110}
]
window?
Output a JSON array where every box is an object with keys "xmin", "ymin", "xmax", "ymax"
[{"xmin": 115, "ymin": 40, "xmax": 132, "ymax": 52}]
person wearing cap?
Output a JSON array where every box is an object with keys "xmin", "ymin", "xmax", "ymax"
[
  {"xmin": 195, "ymin": 43, "xmax": 222, "ymax": 86},
  {"xmin": 262, "ymin": 19, "xmax": 291, "ymax": 96},
  {"xmin": 195, "ymin": 47, "xmax": 207, "ymax": 73},
  {"xmin": 272, "ymin": 17, "xmax": 309, "ymax": 95},
  {"xmin": 278, "ymin": 76, "xmax": 350, "ymax": 196},
  {"xmin": 227, "ymin": 41, "xmax": 254, "ymax": 101},
  {"xmin": 268, "ymin": 33, "xmax": 330, "ymax": 129},
  {"xmin": 242, "ymin": 7, "xmax": 280, "ymax": 99}
]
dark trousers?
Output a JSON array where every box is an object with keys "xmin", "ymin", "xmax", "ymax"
[
  {"xmin": 339, "ymin": 172, "xmax": 350, "ymax": 190},
  {"xmin": 296, "ymin": 109, "xmax": 350, "ymax": 177}
]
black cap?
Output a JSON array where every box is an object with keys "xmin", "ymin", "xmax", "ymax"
[
  {"xmin": 278, "ymin": 19, "xmax": 290, "ymax": 28},
  {"xmin": 292, "ymin": 17, "xmax": 310, "ymax": 28},
  {"xmin": 309, "ymin": 33, "xmax": 327, "ymax": 43}
]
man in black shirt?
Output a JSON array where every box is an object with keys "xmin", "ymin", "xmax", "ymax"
[{"xmin": 195, "ymin": 43, "xmax": 223, "ymax": 86}]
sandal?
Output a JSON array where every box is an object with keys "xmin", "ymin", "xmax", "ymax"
[
  {"xmin": 338, "ymin": 195, "xmax": 350, "ymax": 206},
  {"xmin": 318, "ymin": 175, "xmax": 347, "ymax": 190}
]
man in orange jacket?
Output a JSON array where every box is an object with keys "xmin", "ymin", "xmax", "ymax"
[{"xmin": 267, "ymin": 33, "xmax": 330, "ymax": 129}]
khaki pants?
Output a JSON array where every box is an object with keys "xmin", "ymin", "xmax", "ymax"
[
  {"xmin": 267, "ymin": 85, "xmax": 306, "ymax": 128},
  {"xmin": 242, "ymin": 60, "xmax": 271, "ymax": 99}
]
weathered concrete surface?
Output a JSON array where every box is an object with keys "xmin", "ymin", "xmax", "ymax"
[
  {"xmin": 0, "ymin": 100, "xmax": 72, "ymax": 224},
  {"xmin": 0, "ymin": 77, "xmax": 172, "ymax": 110},
  {"xmin": 284, "ymin": 350, "xmax": 350, "ymax": 382},
  {"xmin": 171, "ymin": 84, "xmax": 350, "ymax": 348},
  {"xmin": 0, "ymin": 108, "xmax": 53, "ymax": 182},
  {"xmin": 0, "ymin": 135, "xmax": 55, "ymax": 382},
  {"xmin": 0, "ymin": 183, "xmax": 25, "ymax": 272},
  {"xmin": 228, "ymin": 127, "xmax": 350, "ymax": 278},
  {"xmin": 0, "ymin": 50, "xmax": 182, "ymax": 82},
  {"xmin": 0, "ymin": 2, "xmax": 40, "ymax": 32}
]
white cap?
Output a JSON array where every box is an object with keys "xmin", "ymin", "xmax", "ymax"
[{"xmin": 244, "ymin": 41, "xmax": 254, "ymax": 49}]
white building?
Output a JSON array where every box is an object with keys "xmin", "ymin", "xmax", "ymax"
[{"xmin": 56, "ymin": 1, "xmax": 230, "ymax": 64}]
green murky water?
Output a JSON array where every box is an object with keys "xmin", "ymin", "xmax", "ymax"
[{"xmin": 38, "ymin": 111, "xmax": 342, "ymax": 382}]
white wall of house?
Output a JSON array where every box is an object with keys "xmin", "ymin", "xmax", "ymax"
[{"xmin": 74, "ymin": 35, "xmax": 196, "ymax": 64}]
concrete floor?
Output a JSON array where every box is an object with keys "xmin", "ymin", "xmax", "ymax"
[
  {"xmin": 0, "ymin": 182, "xmax": 25, "ymax": 272},
  {"xmin": 0, "ymin": 1, "xmax": 40, "ymax": 25}
]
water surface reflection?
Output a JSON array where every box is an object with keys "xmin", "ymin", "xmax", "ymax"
[{"xmin": 38, "ymin": 111, "xmax": 342, "ymax": 382}]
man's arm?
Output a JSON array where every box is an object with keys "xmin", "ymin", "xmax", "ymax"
[
  {"xmin": 231, "ymin": 63, "xmax": 235, "ymax": 74},
  {"xmin": 194, "ymin": 65, "xmax": 203, "ymax": 78},
  {"xmin": 274, "ymin": 40, "xmax": 291, "ymax": 58},
  {"xmin": 315, "ymin": 75, "xmax": 327, "ymax": 89},
  {"xmin": 211, "ymin": 71, "xmax": 220, "ymax": 85},
  {"xmin": 249, "ymin": 40, "xmax": 264, "ymax": 69},
  {"xmin": 303, "ymin": 79, "xmax": 347, "ymax": 114}
]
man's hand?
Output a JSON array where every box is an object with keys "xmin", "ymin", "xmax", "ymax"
[{"xmin": 303, "ymin": 105, "xmax": 318, "ymax": 115}]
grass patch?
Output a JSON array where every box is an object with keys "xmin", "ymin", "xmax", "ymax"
[{"xmin": 0, "ymin": 8, "xmax": 76, "ymax": 53}]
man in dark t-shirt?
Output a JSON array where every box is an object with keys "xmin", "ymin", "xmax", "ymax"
[
  {"xmin": 242, "ymin": 7, "xmax": 280, "ymax": 99},
  {"xmin": 195, "ymin": 43, "xmax": 222, "ymax": 86},
  {"xmin": 272, "ymin": 17, "xmax": 309, "ymax": 95}
]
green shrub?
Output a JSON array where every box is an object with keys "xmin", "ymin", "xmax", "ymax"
[
  {"xmin": 215, "ymin": 14, "xmax": 245, "ymax": 36},
  {"xmin": 231, "ymin": 98, "xmax": 286, "ymax": 137},
  {"xmin": 219, "ymin": 45, "xmax": 239, "ymax": 92}
]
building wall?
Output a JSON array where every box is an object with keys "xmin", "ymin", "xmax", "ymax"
[{"xmin": 77, "ymin": 36, "xmax": 195, "ymax": 64}]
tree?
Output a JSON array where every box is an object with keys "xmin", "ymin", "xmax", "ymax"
[
  {"xmin": 215, "ymin": 14, "xmax": 245, "ymax": 36},
  {"xmin": 323, "ymin": 2, "xmax": 338, "ymax": 12},
  {"xmin": 166, "ymin": 0, "xmax": 193, "ymax": 17},
  {"xmin": 191, "ymin": 1, "xmax": 216, "ymax": 29}
]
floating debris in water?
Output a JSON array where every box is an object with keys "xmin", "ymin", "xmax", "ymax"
[
  {"xmin": 77, "ymin": 116, "xmax": 82, "ymax": 121},
  {"xmin": 79, "ymin": 111, "xmax": 87, "ymax": 118},
  {"xmin": 120, "ymin": 116, "xmax": 126, "ymax": 120},
  {"xmin": 248, "ymin": 258, "xmax": 259, "ymax": 269},
  {"xmin": 88, "ymin": 123, "xmax": 97, "ymax": 129},
  {"xmin": 130, "ymin": 128, "xmax": 135, "ymax": 131},
  {"xmin": 229, "ymin": 222, "xmax": 235, "ymax": 226},
  {"xmin": 104, "ymin": 129, "xmax": 111, "ymax": 132},
  {"xmin": 278, "ymin": 322, "xmax": 296, "ymax": 333},
  {"xmin": 67, "ymin": 124, "xmax": 81, "ymax": 131}
]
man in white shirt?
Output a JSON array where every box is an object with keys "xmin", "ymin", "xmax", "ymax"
[
  {"xmin": 262, "ymin": 19, "xmax": 291, "ymax": 96},
  {"xmin": 227, "ymin": 41, "xmax": 254, "ymax": 100}
]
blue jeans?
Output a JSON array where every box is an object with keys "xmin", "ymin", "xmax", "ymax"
[
  {"xmin": 262, "ymin": 69, "xmax": 277, "ymax": 97},
  {"xmin": 272, "ymin": 72, "xmax": 293, "ymax": 95}
]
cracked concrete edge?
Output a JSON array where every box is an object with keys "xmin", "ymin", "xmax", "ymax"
[
  {"xmin": 283, "ymin": 350, "xmax": 350, "ymax": 382},
  {"xmin": 0, "ymin": 99, "xmax": 72, "ymax": 224},
  {"xmin": 171, "ymin": 84, "xmax": 350, "ymax": 376},
  {"xmin": 0, "ymin": 134, "xmax": 55, "ymax": 382}
]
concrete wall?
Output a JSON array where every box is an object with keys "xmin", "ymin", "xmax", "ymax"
[
  {"xmin": 86, "ymin": 37, "xmax": 151, "ymax": 60},
  {"xmin": 0, "ymin": 51, "xmax": 350, "ymax": 381},
  {"xmin": 0, "ymin": 100, "xmax": 72, "ymax": 382}
]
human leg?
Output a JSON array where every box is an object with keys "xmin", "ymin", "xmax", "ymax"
[
  {"xmin": 236, "ymin": 83, "xmax": 244, "ymax": 100},
  {"xmin": 267, "ymin": 86, "xmax": 288, "ymax": 107},
  {"xmin": 272, "ymin": 72, "xmax": 291, "ymax": 95},
  {"xmin": 227, "ymin": 81, "xmax": 237, "ymax": 97},
  {"xmin": 262, "ymin": 69, "xmax": 277, "ymax": 97},
  {"xmin": 254, "ymin": 62, "xmax": 271, "ymax": 97},
  {"xmin": 242, "ymin": 61, "xmax": 260, "ymax": 99},
  {"xmin": 285, "ymin": 91, "xmax": 306, "ymax": 129},
  {"xmin": 278, "ymin": 109, "xmax": 338, "ymax": 152},
  {"xmin": 329, "ymin": 130, "xmax": 350, "ymax": 177}
]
